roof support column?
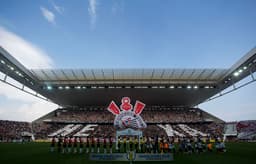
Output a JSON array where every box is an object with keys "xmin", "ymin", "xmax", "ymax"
[
  {"xmin": 3, "ymin": 74, "xmax": 7, "ymax": 82},
  {"xmin": 250, "ymin": 69, "xmax": 255, "ymax": 80}
]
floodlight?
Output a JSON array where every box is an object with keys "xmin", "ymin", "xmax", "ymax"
[
  {"xmin": 47, "ymin": 86, "xmax": 52, "ymax": 90},
  {"xmin": 75, "ymin": 86, "xmax": 81, "ymax": 89},
  {"xmin": 0, "ymin": 60, "xmax": 5, "ymax": 64},
  {"xmin": 233, "ymin": 72, "xmax": 239, "ymax": 76},
  {"xmin": 9, "ymin": 66, "xmax": 14, "ymax": 70},
  {"xmin": 193, "ymin": 85, "xmax": 198, "ymax": 89}
]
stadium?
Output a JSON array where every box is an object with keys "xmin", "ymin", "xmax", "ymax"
[
  {"xmin": 1, "ymin": 45, "xmax": 256, "ymax": 163},
  {"xmin": 0, "ymin": 45, "xmax": 255, "ymax": 139},
  {"xmin": 1, "ymin": 1, "xmax": 256, "ymax": 164}
]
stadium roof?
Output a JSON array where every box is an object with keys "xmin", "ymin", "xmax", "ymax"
[
  {"xmin": 30, "ymin": 68, "xmax": 229, "ymax": 85},
  {"xmin": 0, "ymin": 46, "xmax": 256, "ymax": 108}
]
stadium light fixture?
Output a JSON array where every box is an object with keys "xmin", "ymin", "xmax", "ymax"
[
  {"xmin": 58, "ymin": 86, "xmax": 63, "ymax": 90},
  {"xmin": 169, "ymin": 85, "xmax": 175, "ymax": 89},
  {"xmin": 15, "ymin": 71, "xmax": 23, "ymax": 77},
  {"xmin": 65, "ymin": 86, "xmax": 70, "ymax": 89},
  {"xmin": 233, "ymin": 72, "xmax": 239, "ymax": 77},
  {"xmin": 7, "ymin": 65, "xmax": 14, "ymax": 71},
  {"xmin": 82, "ymin": 86, "xmax": 87, "ymax": 89},
  {"xmin": 187, "ymin": 85, "xmax": 192, "ymax": 89},
  {"xmin": 243, "ymin": 66, "xmax": 247, "ymax": 70},
  {"xmin": 193, "ymin": 85, "xmax": 198, "ymax": 89},
  {"xmin": 178, "ymin": 86, "xmax": 182, "ymax": 89},
  {"xmin": 75, "ymin": 86, "xmax": 81, "ymax": 89},
  {"xmin": 238, "ymin": 69, "xmax": 243, "ymax": 73},
  {"xmin": 0, "ymin": 60, "xmax": 5, "ymax": 64},
  {"xmin": 204, "ymin": 86, "xmax": 209, "ymax": 89},
  {"xmin": 135, "ymin": 86, "xmax": 148, "ymax": 88},
  {"xmin": 47, "ymin": 85, "xmax": 52, "ymax": 90}
]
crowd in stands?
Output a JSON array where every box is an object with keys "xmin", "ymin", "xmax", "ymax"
[
  {"xmin": 38, "ymin": 123, "xmax": 223, "ymax": 140},
  {"xmin": 236, "ymin": 120, "xmax": 256, "ymax": 140},
  {"xmin": 49, "ymin": 107, "xmax": 203, "ymax": 123},
  {"xmin": 0, "ymin": 106, "xmax": 224, "ymax": 142},
  {"xmin": 52, "ymin": 109, "xmax": 114, "ymax": 123},
  {"xmin": 189, "ymin": 123, "xmax": 224, "ymax": 138},
  {"xmin": 0, "ymin": 121, "xmax": 225, "ymax": 142},
  {"xmin": 0, "ymin": 120, "xmax": 32, "ymax": 141},
  {"xmin": 32, "ymin": 123, "xmax": 65, "ymax": 139},
  {"xmin": 0, "ymin": 106, "xmax": 224, "ymax": 141}
]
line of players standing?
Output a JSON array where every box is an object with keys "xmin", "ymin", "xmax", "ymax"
[
  {"xmin": 50, "ymin": 135, "xmax": 113, "ymax": 154},
  {"xmin": 50, "ymin": 135, "xmax": 226, "ymax": 154},
  {"xmin": 116, "ymin": 136, "xmax": 226, "ymax": 154}
]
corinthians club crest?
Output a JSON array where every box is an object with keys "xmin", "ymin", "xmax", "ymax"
[{"xmin": 107, "ymin": 97, "xmax": 147, "ymax": 129}]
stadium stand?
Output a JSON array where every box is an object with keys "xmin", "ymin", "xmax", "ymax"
[
  {"xmin": 0, "ymin": 120, "xmax": 32, "ymax": 141},
  {"xmin": 36, "ymin": 107, "xmax": 206, "ymax": 124},
  {"xmin": 23, "ymin": 106, "xmax": 223, "ymax": 139},
  {"xmin": 0, "ymin": 106, "xmax": 227, "ymax": 141},
  {"xmin": 2, "ymin": 107, "xmax": 256, "ymax": 142},
  {"xmin": 236, "ymin": 120, "xmax": 256, "ymax": 140}
]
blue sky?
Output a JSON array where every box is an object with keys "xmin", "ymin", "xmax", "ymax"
[{"xmin": 0, "ymin": 0, "xmax": 256, "ymax": 121}]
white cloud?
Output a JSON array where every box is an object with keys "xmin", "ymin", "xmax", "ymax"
[
  {"xmin": 0, "ymin": 26, "xmax": 53, "ymax": 68},
  {"xmin": 51, "ymin": 1, "xmax": 64, "ymax": 14},
  {"xmin": 88, "ymin": 0, "xmax": 98, "ymax": 28},
  {"xmin": 0, "ymin": 26, "xmax": 57, "ymax": 122},
  {"xmin": 40, "ymin": 6, "xmax": 56, "ymax": 24},
  {"xmin": 0, "ymin": 86, "xmax": 58, "ymax": 122}
]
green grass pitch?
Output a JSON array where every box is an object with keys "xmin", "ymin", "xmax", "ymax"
[{"xmin": 0, "ymin": 142, "xmax": 255, "ymax": 164}]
